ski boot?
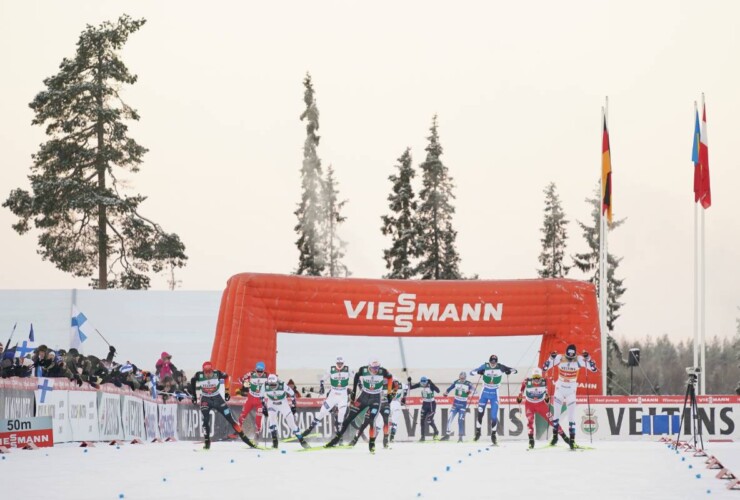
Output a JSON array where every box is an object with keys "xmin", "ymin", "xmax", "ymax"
[
  {"xmin": 369, "ymin": 437, "xmax": 376, "ymax": 453},
  {"xmin": 203, "ymin": 437, "xmax": 211, "ymax": 450},
  {"xmin": 457, "ymin": 436, "xmax": 464, "ymax": 443},
  {"xmin": 239, "ymin": 431, "xmax": 257, "ymax": 449},
  {"xmin": 491, "ymin": 430, "xmax": 498, "ymax": 445},
  {"xmin": 389, "ymin": 428, "xmax": 396, "ymax": 443},
  {"xmin": 296, "ymin": 433, "xmax": 310, "ymax": 449},
  {"xmin": 528, "ymin": 433, "xmax": 535, "ymax": 449},
  {"xmin": 473, "ymin": 427, "xmax": 481, "ymax": 441},
  {"xmin": 440, "ymin": 433, "xmax": 451, "ymax": 441},
  {"xmin": 560, "ymin": 432, "xmax": 571, "ymax": 446},
  {"xmin": 349, "ymin": 434, "xmax": 360, "ymax": 447},
  {"xmin": 550, "ymin": 433, "xmax": 559, "ymax": 446},
  {"xmin": 325, "ymin": 434, "xmax": 341, "ymax": 448},
  {"xmin": 383, "ymin": 434, "xmax": 389, "ymax": 449},
  {"xmin": 271, "ymin": 430, "xmax": 279, "ymax": 449},
  {"xmin": 432, "ymin": 431, "xmax": 439, "ymax": 441},
  {"xmin": 568, "ymin": 432, "xmax": 576, "ymax": 450}
]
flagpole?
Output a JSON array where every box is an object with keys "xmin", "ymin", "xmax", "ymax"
[
  {"xmin": 693, "ymin": 101, "xmax": 700, "ymax": 376},
  {"xmin": 599, "ymin": 100, "xmax": 609, "ymax": 395},
  {"xmin": 700, "ymin": 93, "xmax": 707, "ymax": 395}
]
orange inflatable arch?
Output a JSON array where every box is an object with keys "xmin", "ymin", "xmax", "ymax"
[{"xmin": 212, "ymin": 273, "xmax": 604, "ymax": 395}]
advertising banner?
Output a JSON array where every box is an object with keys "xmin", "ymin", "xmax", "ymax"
[
  {"xmin": 0, "ymin": 416, "xmax": 54, "ymax": 448},
  {"xmin": 176, "ymin": 402, "xmax": 203, "ymax": 441},
  {"xmin": 68, "ymin": 390, "xmax": 99, "ymax": 441},
  {"xmin": 0, "ymin": 387, "xmax": 34, "ymax": 420},
  {"xmin": 121, "ymin": 395, "xmax": 145, "ymax": 440},
  {"xmin": 35, "ymin": 384, "xmax": 72, "ymax": 443},
  {"xmin": 143, "ymin": 399, "xmax": 160, "ymax": 441},
  {"xmin": 97, "ymin": 392, "xmax": 124, "ymax": 440},
  {"xmin": 158, "ymin": 402, "xmax": 177, "ymax": 440}
]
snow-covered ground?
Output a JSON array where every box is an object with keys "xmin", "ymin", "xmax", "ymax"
[{"xmin": 2, "ymin": 439, "xmax": 739, "ymax": 499}]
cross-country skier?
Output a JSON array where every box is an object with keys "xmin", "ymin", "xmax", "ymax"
[
  {"xmin": 441, "ymin": 371, "xmax": 475, "ymax": 442},
  {"xmin": 388, "ymin": 378, "xmax": 407, "ymax": 443},
  {"xmin": 237, "ymin": 361, "xmax": 269, "ymax": 439},
  {"xmin": 408, "ymin": 376, "xmax": 441, "ymax": 441},
  {"xmin": 516, "ymin": 367, "xmax": 570, "ymax": 448},
  {"xmin": 302, "ymin": 356, "xmax": 352, "ymax": 438},
  {"xmin": 325, "ymin": 360, "xmax": 392, "ymax": 453},
  {"xmin": 469, "ymin": 354, "xmax": 517, "ymax": 445},
  {"xmin": 542, "ymin": 344, "xmax": 598, "ymax": 449},
  {"xmin": 190, "ymin": 361, "xmax": 257, "ymax": 450},
  {"xmin": 263, "ymin": 374, "xmax": 309, "ymax": 449}
]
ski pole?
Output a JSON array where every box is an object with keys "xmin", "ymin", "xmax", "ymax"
[{"xmin": 4, "ymin": 322, "xmax": 17, "ymax": 352}]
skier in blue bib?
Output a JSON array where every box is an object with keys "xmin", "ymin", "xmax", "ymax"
[{"xmin": 469, "ymin": 354, "xmax": 517, "ymax": 445}]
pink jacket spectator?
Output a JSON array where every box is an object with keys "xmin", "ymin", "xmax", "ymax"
[{"xmin": 155, "ymin": 351, "xmax": 175, "ymax": 379}]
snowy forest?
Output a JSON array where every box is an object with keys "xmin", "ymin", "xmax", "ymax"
[{"xmin": 4, "ymin": 15, "xmax": 739, "ymax": 396}]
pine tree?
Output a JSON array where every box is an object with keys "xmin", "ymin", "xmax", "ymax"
[
  {"xmin": 416, "ymin": 116, "xmax": 462, "ymax": 280},
  {"xmin": 537, "ymin": 182, "xmax": 571, "ymax": 278},
  {"xmin": 572, "ymin": 183, "xmax": 627, "ymax": 394},
  {"xmin": 294, "ymin": 73, "xmax": 326, "ymax": 276},
  {"xmin": 321, "ymin": 165, "xmax": 349, "ymax": 277},
  {"xmin": 3, "ymin": 15, "xmax": 186, "ymax": 289},
  {"xmin": 381, "ymin": 148, "xmax": 421, "ymax": 279}
]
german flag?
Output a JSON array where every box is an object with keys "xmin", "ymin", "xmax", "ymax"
[{"xmin": 601, "ymin": 114, "xmax": 612, "ymax": 224}]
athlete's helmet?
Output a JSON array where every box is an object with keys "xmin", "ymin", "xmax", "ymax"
[
  {"xmin": 336, "ymin": 356, "xmax": 345, "ymax": 366},
  {"xmin": 368, "ymin": 360, "xmax": 380, "ymax": 373},
  {"xmin": 565, "ymin": 344, "xmax": 577, "ymax": 360},
  {"xmin": 202, "ymin": 361, "xmax": 213, "ymax": 373},
  {"xmin": 420, "ymin": 376, "xmax": 429, "ymax": 385},
  {"xmin": 266, "ymin": 374, "xmax": 278, "ymax": 387},
  {"xmin": 489, "ymin": 354, "xmax": 498, "ymax": 364},
  {"xmin": 458, "ymin": 371, "xmax": 467, "ymax": 381},
  {"xmin": 531, "ymin": 368, "xmax": 543, "ymax": 379},
  {"xmin": 255, "ymin": 361, "xmax": 266, "ymax": 372}
]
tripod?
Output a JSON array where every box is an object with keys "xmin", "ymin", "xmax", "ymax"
[{"xmin": 673, "ymin": 373, "xmax": 704, "ymax": 452}]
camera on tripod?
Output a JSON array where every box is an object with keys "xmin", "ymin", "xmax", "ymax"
[{"xmin": 685, "ymin": 366, "xmax": 701, "ymax": 383}]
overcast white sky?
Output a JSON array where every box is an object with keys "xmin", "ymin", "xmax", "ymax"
[{"xmin": 1, "ymin": 0, "xmax": 739, "ymax": 347}]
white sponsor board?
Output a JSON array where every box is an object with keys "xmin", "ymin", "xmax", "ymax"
[
  {"xmin": 97, "ymin": 392, "xmax": 124, "ymax": 440},
  {"xmin": 68, "ymin": 391, "xmax": 100, "ymax": 441},
  {"xmin": 143, "ymin": 399, "xmax": 160, "ymax": 441},
  {"xmin": 35, "ymin": 386, "xmax": 72, "ymax": 443},
  {"xmin": 121, "ymin": 395, "xmax": 145, "ymax": 440},
  {"xmin": 158, "ymin": 402, "xmax": 177, "ymax": 440}
]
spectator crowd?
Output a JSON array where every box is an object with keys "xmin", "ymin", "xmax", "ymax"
[{"xmin": 0, "ymin": 344, "xmax": 192, "ymax": 402}]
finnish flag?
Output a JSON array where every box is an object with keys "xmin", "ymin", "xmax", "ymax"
[{"xmin": 70, "ymin": 305, "xmax": 93, "ymax": 352}]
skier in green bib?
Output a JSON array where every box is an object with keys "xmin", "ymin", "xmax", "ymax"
[
  {"xmin": 325, "ymin": 360, "xmax": 392, "ymax": 452},
  {"xmin": 302, "ymin": 356, "xmax": 352, "ymax": 438}
]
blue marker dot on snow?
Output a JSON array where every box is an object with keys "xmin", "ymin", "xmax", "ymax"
[
  {"xmin": 696, "ymin": 473, "xmax": 702, "ymax": 479},
  {"xmin": 681, "ymin": 457, "xmax": 685, "ymax": 461},
  {"xmin": 417, "ymin": 494, "xmax": 421, "ymax": 497},
  {"xmin": 84, "ymin": 449, "xmax": 88, "ymax": 453},
  {"xmin": 468, "ymin": 452, "xmax": 472, "ymax": 456},
  {"xmin": 230, "ymin": 459, "xmax": 235, "ymax": 463},
  {"xmin": 200, "ymin": 466, "xmax": 204, "ymax": 471},
  {"xmin": 445, "ymin": 466, "xmax": 451, "ymax": 471},
  {"xmin": 257, "ymin": 454, "xmax": 261, "ymax": 458},
  {"xmin": 689, "ymin": 465, "xmax": 693, "ymax": 469},
  {"xmin": 458, "ymin": 459, "xmax": 462, "ymax": 464},
  {"xmin": 119, "ymin": 495, "xmax": 124, "ymax": 499},
  {"xmin": 281, "ymin": 450, "xmax": 286, "ymax": 454},
  {"xmin": 707, "ymin": 489, "xmax": 711, "ymax": 494},
  {"xmin": 162, "ymin": 478, "xmax": 167, "ymax": 482},
  {"xmin": 433, "ymin": 476, "xmax": 438, "ymax": 482},
  {"xmin": 477, "ymin": 449, "xmax": 481, "ymax": 453}
]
